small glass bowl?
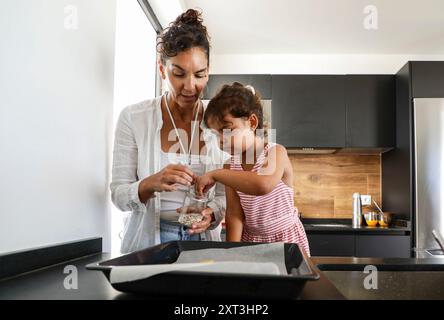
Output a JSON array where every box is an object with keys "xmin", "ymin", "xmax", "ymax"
[
  {"xmin": 363, "ymin": 212, "xmax": 379, "ymax": 227},
  {"xmin": 377, "ymin": 212, "xmax": 393, "ymax": 227}
]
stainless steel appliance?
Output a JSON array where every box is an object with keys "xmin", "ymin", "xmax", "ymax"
[
  {"xmin": 352, "ymin": 192, "xmax": 362, "ymax": 228},
  {"xmin": 413, "ymin": 98, "xmax": 444, "ymax": 257}
]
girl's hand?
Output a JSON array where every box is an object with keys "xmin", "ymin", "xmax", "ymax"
[{"xmin": 195, "ymin": 172, "xmax": 216, "ymax": 196}]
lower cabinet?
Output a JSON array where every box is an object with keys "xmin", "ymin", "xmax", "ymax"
[
  {"xmin": 355, "ymin": 235, "xmax": 411, "ymax": 258},
  {"xmin": 307, "ymin": 234, "xmax": 355, "ymax": 257},
  {"xmin": 307, "ymin": 234, "xmax": 411, "ymax": 257}
]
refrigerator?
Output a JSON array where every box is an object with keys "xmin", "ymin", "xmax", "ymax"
[{"xmin": 413, "ymin": 98, "xmax": 444, "ymax": 257}]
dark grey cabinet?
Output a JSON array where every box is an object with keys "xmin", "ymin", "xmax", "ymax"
[
  {"xmin": 355, "ymin": 235, "xmax": 411, "ymax": 258},
  {"xmin": 382, "ymin": 63, "xmax": 413, "ymax": 223},
  {"xmin": 308, "ymin": 234, "xmax": 411, "ymax": 257},
  {"xmin": 271, "ymin": 75, "xmax": 346, "ymax": 148},
  {"xmin": 307, "ymin": 234, "xmax": 354, "ymax": 257},
  {"xmin": 203, "ymin": 74, "xmax": 271, "ymax": 99},
  {"xmin": 345, "ymin": 75, "xmax": 395, "ymax": 148},
  {"xmin": 411, "ymin": 61, "xmax": 444, "ymax": 98},
  {"xmin": 206, "ymin": 74, "xmax": 396, "ymax": 148},
  {"xmin": 382, "ymin": 61, "xmax": 444, "ymax": 245}
]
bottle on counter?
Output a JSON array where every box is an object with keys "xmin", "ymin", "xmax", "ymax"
[{"xmin": 352, "ymin": 192, "xmax": 363, "ymax": 228}]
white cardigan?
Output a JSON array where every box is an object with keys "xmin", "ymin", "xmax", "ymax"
[{"xmin": 110, "ymin": 95, "xmax": 229, "ymax": 253}]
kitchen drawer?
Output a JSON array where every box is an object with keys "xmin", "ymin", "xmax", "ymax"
[
  {"xmin": 355, "ymin": 235, "xmax": 411, "ymax": 258},
  {"xmin": 307, "ymin": 234, "xmax": 355, "ymax": 257}
]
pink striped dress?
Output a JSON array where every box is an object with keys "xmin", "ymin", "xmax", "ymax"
[{"xmin": 230, "ymin": 143, "xmax": 310, "ymax": 256}]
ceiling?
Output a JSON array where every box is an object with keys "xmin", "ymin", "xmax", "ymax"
[{"xmin": 182, "ymin": 0, "xmax": 444, "ymax": 54}]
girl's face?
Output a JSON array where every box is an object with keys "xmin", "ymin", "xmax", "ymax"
[
  {"xmin": 208, "ymin": 113, "xmax": 259, "ymax": 156},
  {"xmin": 159, "ymin": 47, "xmax": 209, "ymax": 108}
]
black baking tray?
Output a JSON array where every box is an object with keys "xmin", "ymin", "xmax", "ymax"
[{"xmin": 86, "ymin": 241, "xmax": 320, "ymax": 299}]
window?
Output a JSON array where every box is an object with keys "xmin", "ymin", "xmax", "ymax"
[{"xmin": 111, "ymin": 0, "xmax": 158, "ymax": 254}]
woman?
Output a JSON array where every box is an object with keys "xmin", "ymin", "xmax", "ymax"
[{"xmin": 110, "ymin": 9, "xmax": 228, "ymax": 253}]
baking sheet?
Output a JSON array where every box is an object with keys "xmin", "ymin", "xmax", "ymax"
[
  {"xmin": 109, "ymin": 242, "xmax": 286, "ymax": 284},
  {"xmin": 176, "ymin": 242, "xmax": 287, "ymax": 274},
  {"xmin": 110, "ymin": 262, "xmax": 280, "ymax": 284}
]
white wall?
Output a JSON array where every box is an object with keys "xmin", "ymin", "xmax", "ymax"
[
  {"xmin": 0, "ymin": 0, "xmax": 116, "ymax": 254},
  {"xmin": 148, "ymin": 0, "xmax": 444, "ymax": 75},
  {"xmin": 209, "ymin": 54, "xmax": 444, "ymax": 74}
]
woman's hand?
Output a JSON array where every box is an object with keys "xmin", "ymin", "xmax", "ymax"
[
  {"xmin": 177, "ymin": 206, "xmax": 215, "ymax": 235},
  {"xmin": 138, "ymin": 164, "xmax": 195, "ymax": 203},
  {"xmin": 195, "ymin": 172, "xmax": 216, "ymax": 197}
]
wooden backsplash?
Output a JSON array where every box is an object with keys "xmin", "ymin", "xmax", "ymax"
[{"xmin": 289, "ymin": 154, "xmax": 381, "ymax": 219}]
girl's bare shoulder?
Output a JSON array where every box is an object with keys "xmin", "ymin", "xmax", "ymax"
[{"xmin": 266, "ymin": 143, "xmax": 289, "ymax": 160}]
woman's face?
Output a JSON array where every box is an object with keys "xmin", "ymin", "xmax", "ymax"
[
  {"xmin": 208, "ymin": 113, "xmax": 258, "ymax": 156},
  {"xmin": 159, "ymin": 47, "xmax": 209, "ymax": 108}
]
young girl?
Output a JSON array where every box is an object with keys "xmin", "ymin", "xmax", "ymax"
[{"xmin": 195, "ymin": 82, "xmax": 310, "ymax": 256}]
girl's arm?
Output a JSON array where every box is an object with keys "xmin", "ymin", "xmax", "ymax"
[
  {"xmin": 225, "ymin": 184, "xmax": 244, "ymax": 242},
  {"xmin": 197, "ymin": 144, "xmax": 289, "ymax": 196}
]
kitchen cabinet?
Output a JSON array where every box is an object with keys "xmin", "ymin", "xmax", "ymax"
[
  {"xmin": 308, "ymin": 233, "xmax": 411, "ymax": 257},
  {"xmin": 205, "ymin": 74, "xmax": 396, "ymax": 148},
  {"xmin": 382, "ymin": 61, "xmax": 444, "ymax": 228},
  {"xmin": 307, "ymin": 234, "xmax": 354, "ymax": 257},
  {"xmin": 271, "ymin": 75, "xmax": 346, "ymax": 148},
  {"xmin": 411, "ymin": 61, "xmax": 444, "ymax": 98},
  {"xmin": 345, "ymin": 75, "xmax": 395, "ymax": 148},
  {"xmin": 203, "ymin": 74, "xmax": 272, "ymax": 99},
  {"xmin": 355, "ymin": 235, "xmax": 411, "ymax": 258},
  {"xmin": 382, "ymin": 63, "xmax": 413, "ymax": 223}
]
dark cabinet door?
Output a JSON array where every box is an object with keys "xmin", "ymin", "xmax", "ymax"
[
  {"xmin": 203, "ymin": 74, "xmax": 272, "ymax": 99},
  {"xmin": 271, "ymin": 75, "xmax": 346, "ymax": 148},
  {"xmin": 355, "ymin": 235, "xmax": 411, "ymax": 258},
  {"xmin": 307, "ymin": 234, "xmax": 355, "ymax": 256},
  {"xmin": 345, "ymin": 75, "xmax": 395, "ymax": 147},
  {"xmin": 411, "ymin": 61, "xmax": 444, "ymax": 98}
]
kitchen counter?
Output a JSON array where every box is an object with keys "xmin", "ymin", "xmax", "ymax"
[
  {"xmin": 301, "ymin": 218, "xmax": 411, "ymax": 235},
  {"xmin": 312, "ymin": 256, "xmax": 444, "ymax": 299},
  {"xmin": 0, "ymin": 253, "xmax": 344, "ymax": 300},
  {"xmin": 1, "ymin": 253, "xmax": 443, "ymax": 300}
]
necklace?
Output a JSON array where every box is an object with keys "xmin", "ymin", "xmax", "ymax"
[{"xmin": 164, "ymin": 92, "xmax": 201, "ymax": 165}]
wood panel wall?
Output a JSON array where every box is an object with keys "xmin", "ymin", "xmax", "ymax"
[{"xmin": 289, "ymin": 154, "xmax": 382, "ymax": 219}]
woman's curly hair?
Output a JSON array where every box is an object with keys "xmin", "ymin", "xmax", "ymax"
[{"xmin": 157, "ymin": 9, "xmax": 210, "ymax": 65}]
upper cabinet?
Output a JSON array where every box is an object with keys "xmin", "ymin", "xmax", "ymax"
[
  {"xmin": 271, "ymin": 75, "xmax": 346, "ymax": 148},
  {"xmin": 345, "ymin": 75, "xmax": 395, "ymax": 148},
  {"xmin": 203, "ymin": 74, "xmax": 272, "ymax": 99},
  {"xmin": 205, "ymin": 73, "xmax": 396, "ymax": 149},
  {"xmin": 410, "ymin": 61, "xmax": 444, "ymax": 98}
]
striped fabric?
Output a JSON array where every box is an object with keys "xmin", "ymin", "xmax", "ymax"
[{"xmin": 230, "ymin": 143, "xmax": 310, "ymax": 256}]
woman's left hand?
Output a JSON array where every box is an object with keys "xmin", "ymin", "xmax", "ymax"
[{"xmin": 176, "ymin": 206, "xmax": 215, "ymax": 234}]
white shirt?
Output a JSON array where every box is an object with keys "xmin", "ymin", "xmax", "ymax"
[{"xmin": 110, "ymin": 95, "xmax": 230, "ymax": 253}]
